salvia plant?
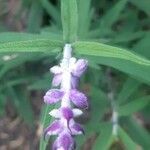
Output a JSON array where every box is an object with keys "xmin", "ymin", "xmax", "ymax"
[{"xmin": 0, "ymin": 0, "xmax": 150, "ymax": 150}]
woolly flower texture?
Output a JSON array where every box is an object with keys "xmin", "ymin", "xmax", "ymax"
[{"xmin": 43, "ymin": 44, "xmax": 88, "ymax": 150}]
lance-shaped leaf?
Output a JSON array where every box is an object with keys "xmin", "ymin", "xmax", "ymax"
[
  {"xmin": 0, "ymin": 39, "xmax": 62, "ymax": 53},
  {"xmin": 7, "ymin": 86, "xmax": 34, "ymax": 126},
  {"xmin": 99, "ymin": 0, "xmax": 128, "ymax": 28},
  {"xmin": 118, "ymin": 127, "xmax": 138, "ymax": 150},
  {"xmin": 78, "ymin": 0, "xmax": 92, "ymax": 38},
  {"xmin": 27, "ymin": 1, "xmax": 43, "ymax": 33},
  {"xmin": 122, "ymin": 117, "xmax": 150, "ymax": 149},
  {"xmin": 41, "ymin": 0, "xmax": 60, "ymax": 25},
  {"xmin": 61, "ymin": 0, "xmax": 78, "ymax": 43},
  {"xmin": 117, "ymin": 77, "xmax": 141, "ymax": 105},
  {"xmin": 93, "ymin": 123, "xmax": 114, "ymax": 150},
  {"xmin": 0, "ymin": 32, "xmax": 62, "ymax": 42},
  {"xmin": 118, "ymin": 96, "xmax": 150, "ymax": 116},
  {"xmin": 73, "ymin": 41, "xmax": 150, "ymax": 84},
  {"xmin": 130, "ymin": 0, "xmax": 150, "ymax": 16},
  {"xmin": 89, "ymin": 0, "xmax": 128, "ymax": 37}
]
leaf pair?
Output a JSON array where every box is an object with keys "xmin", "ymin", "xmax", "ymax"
[{"xmin": 0, "ymin": 35, "xmax": 150, "ymax": 84}]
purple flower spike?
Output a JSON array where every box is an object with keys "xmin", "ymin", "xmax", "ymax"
[
  {"xmin": 44, "ymin": 89, "xmax": 64, "ymax": 104},
  {"xmin": 71, "ymin": 123, "xmax": 84, "ymax": 135},
  {"xmin": 69, "ymin": 89, "xmax": 88, "ymax": 109},
  {"xmin": 43, "ymin": 44, "xmax": 88, "ymax": 149},
  {"xmin": 53, "ymin": 132, "xmax": 75, "ymax": 150},
  {"xmin": 72, "ymin": 59, "xmax": 88, "ymax": 77},
  {"xmin": 44, "ymin": 120, "xmax": 62, "ymax": 139},
  {"xmin": 61, "ymin": 107, "xmax": 73, "ymax": 121}
]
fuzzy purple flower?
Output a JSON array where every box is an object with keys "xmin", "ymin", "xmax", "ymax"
[
  {"xmin": 44, "ymin": 120, "xmax": 62, "ymax": 139},
  {"xmin": 52, "ymin": 131, "xmax": 75, "ymax": 150},
  {"xmin": 69, "ymin": 89, "xmax": 88, "ymax": 109},
  {"xmin": 72, "ymin": 59, "xmax": 88, "ymax": 77},
  {"xmin": 71, "ymin": 123, "xmax": 84, "ymax": 135},
  {"xmin": 43, "ymin": 44, "xmax": 88, "ymax": 150},
  {"xmin": 44, "ymin": 89, "xmax": 64, "ymax": 104}
]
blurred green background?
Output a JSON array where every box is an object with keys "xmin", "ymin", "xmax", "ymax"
[{"xmin": 0, "ymin": 0, "xmax": 150, "ymax": 150}]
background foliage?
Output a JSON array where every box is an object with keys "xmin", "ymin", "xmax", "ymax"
[{"xmin": 0, "ymin": 0, "xmax": 150, "ymax": 149}]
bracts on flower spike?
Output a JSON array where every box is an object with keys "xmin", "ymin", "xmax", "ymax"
[{"xmin": 43, "ymin": 44, "xmax": 88, "ymax": 150}]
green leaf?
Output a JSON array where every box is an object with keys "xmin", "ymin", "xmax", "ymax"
[
  {"xmin": 61, "ymin": 0, "xmax": 78, "ymax": 43},
  {"xmin": 7, "ymin": 87, "xmax": 34, "ymax": 126},
  {"xmin": 27, "ymin": 1, "xmax": 43, "ymax": 32},
  {"xmin": 130, "ymin": 0, "xmax": 150, "ymax": 15},
  {"xmin": 133, "ymin": 33, "xmax": 150, "ymax": 59},
  {"xmin": 91, "ymin": 0, "xmax": 128, "ymax": 37},
  {"xmin": 118, "ymin": 96, "xmax": 150, "ymax": 116},
  {"xmin": 41, "ymin": 0, "xmax": 60, "ymax": 25},
  {"xmin": 100, "ymin": 0, "xmax": 128, "ymax": 28},
  {"xmin": 119, "ymin": 127, "xmax": 138, "ymax": 150},
  {"xmin": 0, "ymin": 32, "xmax": 61, "ymax": 42},
  {"xmin": 74, "ymin": 41, "xmax": 150, "ymax": 66},
  {"xmin": 111, "ymin": 31, "xmax": 145, "ymax": 44},
  {"xmin": 117, "ymin": 78, "xmax": 141, "ymax": 104},
  {"xmin": 0, "ymin": 39, "xmax": 62, "ymax": 52},
  {"xmin": 121, "ymin": 117, "xmax": 150, "ymax": 149},
  {"xmin": 93, "ymin": 123, "xmax": 114, "ymax": 150},
  {"xmin": 73, "ymin": 41, "xmax": 150, "ymax": 84},
  {"xmin": 78, "ymin": 0, "xmax": 92, "ymax": 38}
]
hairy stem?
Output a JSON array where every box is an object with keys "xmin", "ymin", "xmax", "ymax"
[{"xmin": 61, "ymin": 44, "xmax": 72, "ymax": 107}]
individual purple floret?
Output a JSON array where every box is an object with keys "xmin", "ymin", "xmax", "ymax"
[
  {"xmin": 44, "ymin": 120, "xmax": 62, "ymax": 139},
  {"xmin": 44, "ymin": 89, "xmax": 64, "ymax": 104},
  {"xmin": 52, "ymin": 131, "xmax": 75, "ymax": 150},
  {"xmin": 43, "ymin": 44, "xmax": 88, "ymax": 150},
  {"xmin": 69, "ymin": 89, "xmax": 88, "ymax": 109}
]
